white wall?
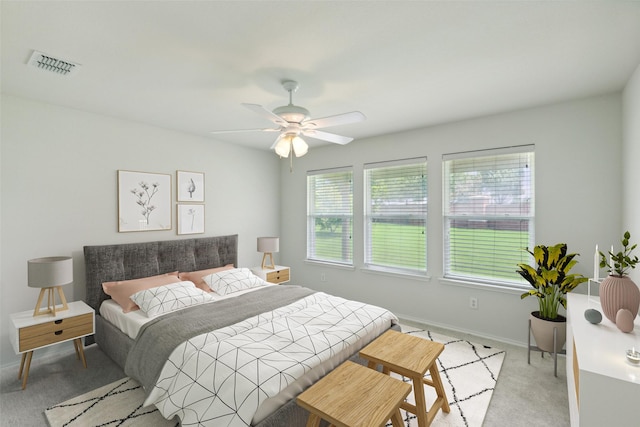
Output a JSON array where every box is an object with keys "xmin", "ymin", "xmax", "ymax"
[
  {"xmin": 279, "ymin": 94, "xmax": 623, "ymax": 346},
  {"xmin": 0, "ymin": 89, "xmax": 629, "ymax": 368},
  {"xmin": 0, "ymin": 94, "xmax": 281, "ymax": 367},
  {"xmin": 623, "ymin": 63, "xmax": 640, "ymax": 284}
]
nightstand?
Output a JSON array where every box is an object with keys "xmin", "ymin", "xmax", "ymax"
[
  {"xmin": 10, "ymin": 300, "xmax": 94, "ymax": 389},
  {"xmin": 251, "ymin": 265, "xmax": 290, "ymax": 284}
]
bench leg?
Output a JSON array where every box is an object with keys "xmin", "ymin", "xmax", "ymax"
[
  {"xmin": 429, "ymin": 363, "xmax": 450, "ymax": 414},
  {"xmin": 412, "ymin": 373, "xmax": 429, "ymax": 427},
  {"xmin": 390, "ymin": 408, "xmax": 404, "ymax": 427},
  {"xmin": 305, "ymin": 413, "xmax": 321, "ymax": 427}
]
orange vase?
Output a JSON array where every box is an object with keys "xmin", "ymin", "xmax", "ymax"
[{"xmin": 599, "ymin": 275, "xmax": 640, "ymax": 324}]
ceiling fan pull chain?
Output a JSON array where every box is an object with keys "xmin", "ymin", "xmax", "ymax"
[{"xmin": 290, "ymin": 150, "xmax": 294, "ymax": 173}]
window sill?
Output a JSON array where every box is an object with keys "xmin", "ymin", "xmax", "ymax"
[
  {"xmin": 361, "ymin": 267, "xmax": 431, "ymax": 282},
  {"xmin": 304, "ymin": 259, "xmax": 355, "ymax": 271},
  {"xmin": 438, "ymin": 277, "xmax": 526, "ymax": 295}
]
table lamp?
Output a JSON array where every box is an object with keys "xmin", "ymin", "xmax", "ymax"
[
  {"xmin": 257, "ymin": 237, "xmax": 279, "ymax": 269},
  {"xmin": 28, "ymin": 256, "xmax": 72, "ymax": 316}
]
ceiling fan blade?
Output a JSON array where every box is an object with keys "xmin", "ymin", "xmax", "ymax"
[
  {"xmin": 302, "ymin": 129, "xmax": 354, "ymax": 145},
  {"xmin": 303, "ymin": 111, "xmax": 365, "ymax": 129},
  {"xmin": 242, "ymin": 103, "xmax": 288, "ymax": 126},
  {"xmin": 210, "ymin": 128, "xmax": 279, "ymax": 134}
]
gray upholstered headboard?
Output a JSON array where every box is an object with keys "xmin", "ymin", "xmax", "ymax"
[{"xmin": 83, "ymin": 235, "xmax": 238, "ymax": 313}]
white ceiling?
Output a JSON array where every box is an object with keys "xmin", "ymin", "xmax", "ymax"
[{"xmin": 3, "ymin": 1, "xmax": 640, "ymax": 151}]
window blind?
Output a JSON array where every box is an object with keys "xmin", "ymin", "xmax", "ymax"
[
  {"xmin": 364, "ymin": 158, "xmax": 427, "ymax": 274},
  {"xmin": 443, "ymin": 145, "xmax": 534, "ymax": 285},
  {"xmin": 307, "ymin": 168, "xmax": 353, "ymax": 265}
]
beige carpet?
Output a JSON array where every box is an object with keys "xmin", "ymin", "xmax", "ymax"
[{"xmin": 45, "ymin": 326, "xmax": 505, "ymax": 427}]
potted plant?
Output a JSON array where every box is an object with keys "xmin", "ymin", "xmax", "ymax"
[
  {"xmin": 598, "ymin": 231, "xmax": 640, "ymax": 331},
  {"xmin": 517, "ymin": 243, "xmax": 587, "ymax": 353}
]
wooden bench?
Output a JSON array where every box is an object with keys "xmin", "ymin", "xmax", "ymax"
[
  {"xmin": 359, "ymin": 330, "xmax": 450, "ymax": 427},
  {"xmin": 296, "ymin": 360, "xmax": 411, "ymax": 427}
]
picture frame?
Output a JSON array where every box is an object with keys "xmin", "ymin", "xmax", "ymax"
[
  {"xmin": 177, "ymin": 204, "xmax": 205, "ymax": 235},
  {"xmin": 177, "ymin": 170, "xmax": 205, "ymax": 202},
  {"xmin": 118, "ymin": 170, "xmax": 172, "ymax": 232}
]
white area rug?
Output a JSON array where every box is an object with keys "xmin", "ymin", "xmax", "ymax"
[
  {"xmin": 44, "ymin": 377, "xmax": 178, "ymax": 427},
  {"xmin": 390, "ymin": 326, "xmax": 506, "ymax": 427},
  {"xmin": 45, "ymin": 326, "xmax": 505, "ymax": 427}
]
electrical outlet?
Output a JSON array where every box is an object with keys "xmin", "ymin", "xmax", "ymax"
[
  {"xmin": 320, "ymin": 273, "xmax": 327, "ymax": 282},
  {"xmin": 469, "ymin": 297, "xmax": 478, "ymax": 309}
]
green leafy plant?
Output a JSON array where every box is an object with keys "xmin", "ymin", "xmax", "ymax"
[
  {"xmin": 599, "ymin": 231, "xmax": 638, "ymax": 277},
  {"xmin": 517, "ymin": 243, "xmax": 588, "ymax": 320}
]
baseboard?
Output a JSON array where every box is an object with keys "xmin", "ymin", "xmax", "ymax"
[
  {"xmin": 395, "ymin": 311, "xmax": 528, "ymax": 349},
  {"xmin": 0, "ymin": 340, "xmax": 80, "ymax": 370}
]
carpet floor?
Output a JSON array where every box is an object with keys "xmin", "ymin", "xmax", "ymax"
[
  {"xmin": 1, "ymin": 320, "xmax": 569, "ymax": 426},
  {"xmin": 44, "ymin": 325, "xmax": 505, "ymax": 427}
]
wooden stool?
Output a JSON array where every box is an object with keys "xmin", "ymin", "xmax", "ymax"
[
  {"xmin": 297, "ymin": 360, "xmax": 411, "ymax": 427},
  {"xmin": 359, "ymin": 330, "xmax": 450, "ymax": 427}
]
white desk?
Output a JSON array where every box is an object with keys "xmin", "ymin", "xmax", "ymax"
[{"xmin": 566, "ymin": 293, "xmax": 640, "ymax": 426}]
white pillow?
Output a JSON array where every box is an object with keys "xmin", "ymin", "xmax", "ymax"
[
  {"xmin": 130, "ymin": 281, "xmax": 215, "ymax": 317},
  {"xmin": 203, "ymin": 268, "xmax": 268, "ymax": 295}
]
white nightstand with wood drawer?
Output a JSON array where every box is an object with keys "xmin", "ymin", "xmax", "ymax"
[
  {"xmin": 251, "ymin": 265, "xmax": 290, "ymax": 284},
  {"xmin": 10, "ymin": 300, "xmax": 94, "ymax": 389}
]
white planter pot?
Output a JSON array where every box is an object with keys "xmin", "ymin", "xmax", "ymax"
[{"xmin": 530, "ymin": 311, "xmax": 566, "ymax": 353}]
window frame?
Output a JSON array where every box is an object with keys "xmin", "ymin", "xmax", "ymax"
[
  {"xmin": 363, "ymin": 157, "xmax": 428, "ymax": 276},
  {"xmin": 442, "ymin": 145, "xmax": 535, "ymax": 288},
  {"xmin": 306, "ymin": 167, "xmax": 354, "ymax": 266}
]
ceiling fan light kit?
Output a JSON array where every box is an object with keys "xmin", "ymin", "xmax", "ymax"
[
  {"xmin": 275, "ymin": 134, "xmax": 308, "ymax": 158},
  {"xmin": 211, "ymin": 79, "xmax": 366, "ymax": 168}
]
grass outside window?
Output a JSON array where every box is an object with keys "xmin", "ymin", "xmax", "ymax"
[{"xmin": 315, "ymin": 223, "xmax": 527, "ymax": 284}]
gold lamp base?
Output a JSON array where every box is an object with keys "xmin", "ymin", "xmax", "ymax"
[
  {"xmin": 261, "ymin": 252, "xmax": 275, "ymax": 269},
  {"xmin": 33, "ymin": 286, "xmax": 68, "ymax": 316}
]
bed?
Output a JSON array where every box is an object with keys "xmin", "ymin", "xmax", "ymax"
[{"xmin": 83, "ymin": 235, "xmax": 398, "ymax": 427}]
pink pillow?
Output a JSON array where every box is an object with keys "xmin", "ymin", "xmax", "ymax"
[
  {"xmin": 179, "ymin": 264, "xmax": 234, "ymax": 292},
  {"xmin": 102, "ymin": 271, "xmax": 180, "ymax": 312}
]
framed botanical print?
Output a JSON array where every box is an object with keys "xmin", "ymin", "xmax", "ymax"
[
  {"xmin": 177, "ymin": 204, "xmax": 205, "ymax": 235},
  {"xmin": 177, "ymin": 170, "xmax": 205, "ymax": 202},
  {"xmin": 118, "ymin": 170, "xmax": 171, "ymax": 232}
]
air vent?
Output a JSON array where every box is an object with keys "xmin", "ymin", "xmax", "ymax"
[{"xmin": 28, "ymin": 50, "xmax": 80, "ymax": 76}]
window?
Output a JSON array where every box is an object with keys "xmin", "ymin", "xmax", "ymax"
[
  {"xmin": 364, "ymin": 158, "xmax": 427, "ymax": 275},
  {"xmin": 443, "ymin": 145, "xmax": 534, "ymax": 286},
  {"xmin": 307, "ymin": 168, "xmax": 353, "ymax": 265}
]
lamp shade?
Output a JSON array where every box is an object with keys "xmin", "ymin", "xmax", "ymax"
[
  {"xmin": 274, "ymin": 134, "xmax": 309, "ymax": 158},
  {"xmin": 291, "ymin": 136, "xmax": 308, "ymax": 157},
  {"xmin": 257, "ymin": 237, "xmax": 279, "ymax": 253},
  {"xmin": 274, "ymin": 136, "xmax": 291, "ymax": 158},
  {"xmin": 28, "ymin": 256, "xmax": 73, "ymax": 288}
]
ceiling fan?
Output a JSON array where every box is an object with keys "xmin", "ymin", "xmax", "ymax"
[{"xmin": 211, "ymin": 80, "xmax": 366, "ymax": 162}]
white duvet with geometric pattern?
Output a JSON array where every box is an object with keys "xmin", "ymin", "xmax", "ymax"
[{"xmin": 143, "ymin": 292, "xmax": 397, "ymax": 427}]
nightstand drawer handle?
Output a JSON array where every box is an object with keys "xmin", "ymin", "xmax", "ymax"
[
  {"xmin": 55, "ymin": 330, "xmax": 63, "ymax": 335},
  {"xmin": 55, "ymin": 320, "xmax": 63, "ymax": 324}
]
